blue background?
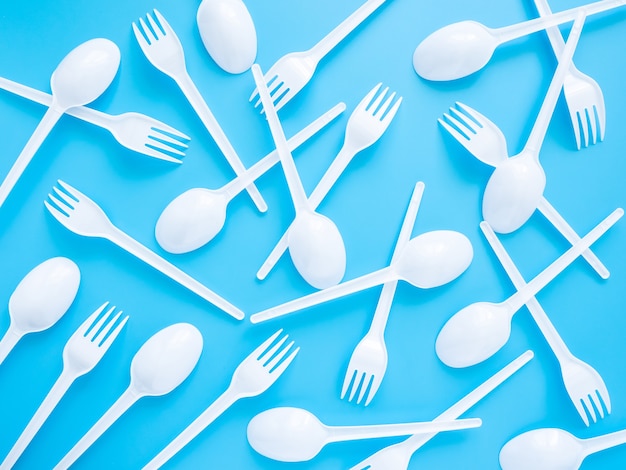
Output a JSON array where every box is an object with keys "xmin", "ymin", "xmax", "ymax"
[{"xmin": 1, "ymin": 0, "xmax": 625, "ymax": 468}]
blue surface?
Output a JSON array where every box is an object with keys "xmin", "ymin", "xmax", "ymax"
[{"xmin": 1, "ymin": 0, "xmax": 626, "ymax": 468}]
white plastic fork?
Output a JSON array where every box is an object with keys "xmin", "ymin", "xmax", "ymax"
[
  {"xmin": 257, "ymin": 82, "xmax": 402, "ymax": 280},
  {"xmin": 439, "ymin": 101, "xmax": 609, "ymax": 279},
  {"xmin": 349, "ymin": 350, "xmax": 534, "ymax": 470},
  {"xmin": 133, "ymin": 9, "xmax": 266, "ymax": 211},
  {"xmin": 44, "ymin": 180, "xmax": 244, "ymax": 320},
  {"xmin": 142, "ymin": 329, "xmax": 299, "ymax": 469},
  {"xmin": 250, "ymin": 0, "xmax": 388, "ymax": 112},
  {"xmin": 0, "ymin": 302, "xmax": 127, "ymax": 470},
  {"xmin": 0, "ymin": 76, "xmax": 189, "ymax": 163},
  {"xmin": 533, "ymin": 0, "xmax": 606, "ymax": 149},
  {"xmin": 480, "ymin": 221, "xmax": 610, "ymax": 426},
  {"xmin": 341, "ymin": 181, "xmax": 423, "ymax": 406}
]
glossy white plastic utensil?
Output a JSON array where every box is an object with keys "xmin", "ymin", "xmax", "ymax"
[
  {"xmin": 533, "ymin": 0, "xmax": 606, "ymax": 149},
  {"xmin": 412, "ymin": 0, "xmax": 625, "ymax": 81},
  {"xmin": 250, "ymin": 0, "xmax": 388, "ymax": 111},
  {"xmin": 133, "ymin": 9, "xmax": 266, "ymax": 211},
  {"xmin": 500, "ymin": 426, "xmax": 626, "ymax": 470},
  {"xmin": 480, "ymin": 221, "xmax": 610, "ymax": 426},
  {"xmin": 341, "ymin": 182, "xmax": 423, "ymax": 406},
  {"xmin": 252, "ymin": 64, "xmax": 346, "ymax": 289},
  {"xmin": 0, "ymin": 38, "xmax": 119, "ymax": 209},
  {"xmin": 44, "ymin": 180, "xmax": 244, "ymax": 320},
  {"xmin": 257, "ymin": 83, "xmax": 402, "ymax": 281},
  {"xmin": 350, "ymin": 351, "xmax": 533, "ymax": 470},
  {"xmin": 155, "ymin": 102, "xmax": 346, "ymax": 254},
  {"xmin": 0, "ymin": 257, "xmax": 80, "ymax": 365},
  {"xmin": 482, "ymin": 13, "xmax": 584, "ymax": 234},
  {"xmin": 53, "ymin": 323, "xmax": 203, "ymax": 470},
  {"xmin": 251, "ymin": 229, "xmax": 472, "ymax": 324},
  {"xmin": 0, "ymin": 76, "xmax": 190, "ymax": 163},
  {"xmin": 247, "ymin": 406, "xmax": 481, "ymax": 462},
  {"xmin": 439, "ymin": 100, "xmax": 608, "ymax": 279},
  {"xmin": 0, "ymin": 303, "xmax": 127, "ymax": 469},
  {"xmin": 435, "ymin": 208, "xmax": 623, "ymax": 368},
  {"xmin": 197, "ymin": 0, "xmax": 257, "ymax": 73},
  {"xmin": 143, "ymin": 330, "xmax": 299, "ymax": 470}
]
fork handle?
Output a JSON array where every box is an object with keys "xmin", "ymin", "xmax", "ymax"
[
  {"xmin": 1, "ymin": 370, "xmax": 75, "ymax": 469},
  {"xmin": 309, "ymin": 0, "xmax": 388, "ymax": 62},
  {"xmin": 143, "ymin": 389, "xmax": 237, "ymax": 470},
  {"xmin": 106, "ymin": 227, "xmax": 244, "ymax": 320}
]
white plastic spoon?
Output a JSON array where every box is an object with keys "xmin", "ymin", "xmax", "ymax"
[
  {"xmin": 482, "ymin": 13, "xmax": 584, "ymax": 234},
  {"xmin": 247, "ymin": 407, "xmax": 481, "ymax": 463},
  {"xmin": 251, "ymin": 230, "xmax": 472, "ymax": 324},
  {"xmin": 197, "ymin": 0, "xmax": 257, "ymax": 74},
  {"xmin": 412, "ymin": 0, "xmax": 624, "ymax": 81},
  {"xmin": 0, "ymin": 257, "xmax": 80, "ymax": 365},
  {"xmin": 500, "ymin": 426, "xmax": 626, "ymax": 470},
  {"xmin": 155, "ymin": 102, "xmax": 345, "ymax": 254},
  {"xmin": 435, "ymin": 208, "xmax": 623, "ymax": 368},
  {"xmin": 252, "ymin": 64, "xmax": 346, "ymax": 289},
  {"xmin": 53, "ymin": 323, "xmax": 203, "ymax": 470},
  {"xmin": 0, "ymin": 38, "xmax": 120, "ymax": 208}
]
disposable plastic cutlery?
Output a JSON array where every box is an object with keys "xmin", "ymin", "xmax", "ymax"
[
  {"xmin": 0, "ymin": 303, "xmax": 128, "ymax": 469},
  {"xmin": 412, "ymin": 0, "xmax": 625, "ymax": 81},
  {"xmin": 341, "ymin": 182, "xmax": 423, "ymax": 406},
  {"xmin": 247, "ymin": 406, "xmax": 481, "ymax": 462},
  {"xmin": 435, "ymin": 208, "xmax": 623, "ymax": 368},
  {"xmin": 133, "ymin": 9, "xmax": 266, "ymax": 211},
  {"xmin": 480, "ymin": 221, "xmax": 610, "ymax": 426},
  {"xmin": 0, "ymin": 76, "xmax": 190, "ymax": 163},
  {"xmin": 251, "ymin": 228, "xmax": 472, "ymax": 324},
  {"xmin": 250, "ymin": 0, "xmax": 389, "ymax": 111},
  {"xmin": 0, "ymin": 38, "xmax": 120, "ymax": 209},
  {"xmin": 0, "ymin": 257, "xmax": 80, "ymax": 365},
  {"xmin": 252, "ymin": 64, "xmax": 346, "ymax": 289},
  {"xmin": 155, "ymin": 102, "xmax": 346, "ymax": 254},
  {"xmin": 142, "ymin": 329, "xmax": 299, "ymax": 469},
  {"xmin": 533, "ymin": 0, "xmax": 606, "ymax": 148},
  {"xmin": 256, "ymin": 83, "xmax": 403, "ymax": 281},
  {"xmin": 44, "ymin": 180, "xmax": 244, "ymax": 320},
  {"xmin": 350, "ymin": 350, "xmax": 533, "ymax": 470},
  {"xmin": 54, "ymin": 323, "xmax": 203, "ymax": 470},
  {"xmin": 439, "ymin": 100, "xmax": 608, "ymax": 278},
  {"xmin": 500, "ymin": 426, "xmax": 626, "ymax": 470}
]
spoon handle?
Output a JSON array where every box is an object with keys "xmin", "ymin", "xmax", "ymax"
[
  {"xmin": 522, "ymin": 12, "xmax": 584, "ymax": 154},
  {"xmin": 309, "ymin": 0, "xmax": 388, "ymax": 62},
  {"xmin": 250, "ymin": 268, "xmax": 394, "ymax": 324},
  {"xmin": 0, "ymin": 105, "xmax": 63, "ymax": 209},
  {"xmin": 495, "ymin": 0, "xmax": 626, "ymax": 44},
  {"xmin": 54, "ymin": 389, "xmax": 137, "ymax": 470},
  {"xmin": 1, "ymin": 370, "xmax": 74, "ymax": 469},
  {"xmin": 584, "ymin": 428, "xmax": 626, "ymax": 454},
  {"xmin": 174, "ymin": 70, "xmax": 266, "ymax": 212},
  {"xmin": 142, "ymin": 389, "xmax": 237, "ymax": 470},
  {"xmin": 251, "ymin": 64, "xmax": 310, "ymax": 212},
  {"xmin": 106, "ymin": 226, "xmax": 244, "ymax": 320},
  {"xmin": 327, "ymin": 417, "xmax": 481, "ymax": 443},
  {"xmin": 505, "ymin": 208, "xmax": 623, "ymax": 313},
  {"xmin": 0, "ymin": 324, "xmax": 23, "ymax": 366}
]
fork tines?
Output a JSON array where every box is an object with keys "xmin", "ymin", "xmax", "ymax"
[
  {"xmin": 145, "ymin": 125, "xmax": 190, "ymax": 164},
  {"xmin": 82, "ymin": 301, "xmax": 129, "ymax": 348},
  {"xmin": 256, "ymin": 329, "xmax": 300, "ymax": 373}
]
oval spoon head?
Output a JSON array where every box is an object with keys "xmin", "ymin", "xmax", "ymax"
[
  {"xmin": 499, "ymin": 428, "xmax": 585, "ymax": 470},
  {"xmin": 288, "ymin": 212, "xmax": 346, "ymax": 289},
  {"xmin": 435, "ymin": 301, "xmax": 511, "ymax": 368},
  {"xmin": 413, "ymin": 21, "xmax": 497, "ymax": 81},
  {"xmin": 482, "ymin": 157, "xmax": 546, "ymax": 234},
  {"xmin": 395, "ymin": 230, "xmax": 473, "ymax": 289},
  {"xmin": 130, "ymin": 323, "xmax": 203, "ymax": 397},
  {"xmin": 247, "ymin": 407, "xmax": 327, "ymax": 462},
  {"xmin": 155, "ymin": 188, "xmax": 228, "ymax": 254},
  {"xmin": 9, "ymin": 257, "xmax": 80, "ymax": 333},
  {"xmin": 51, "ymin": 38, "xmax": 120, "ymax": 109}
]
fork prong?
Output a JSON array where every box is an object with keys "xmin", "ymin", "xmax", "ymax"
[
  {"xmin": 56, "ymin": 180, "xmax": 85, "ymax": 202},
  {"xmin": 593, "ymin": 391, "xmax": 606, "ymax": 420},
  {"xmin": 85, "ymin": 303, "xmax": 115, "ymax": 340},
  {"xmin": 144, "ymin": 144, "xmax": 185, "ymax": 163},
  {"xmin": 348, "ymin": 373, "xmax": 364, "ymax": 402},
  {"xmin": 132, "ymin": 21, "xmax": 149, "ymax": 47},
  {"xmin": 364, "ymin": 374, "xmax": 383, "ymax": 406},
  {"xmin": 596, "ymin": 102, "xmax": 606, "ymax": 142},
  {"xmin": 268, "ymin": 346, "xmax": 299, "ymax": 377},
  {"xmin": 146, "ymin": 12, "xmax": 163, "ymax": 40},
  {"xmin": 356, "ymin": 375, "xmax": 373, "ymax": 404},
  {"xmin": 77, "ymin": 302, "xmax": 108, "ymax": 337},
  {"xmin": 454, "ymin": 101, "xmax": 486, "ymax": 127},
  {"xmin": 358, "ymin": 83, "xmax": 382, "ymax": 111},
  {"xmin": 48, "ymin": 193, "xmax": 73, "ymax": 215},
  {"xmin": 260, "ymin": 335, "xmax": 289, "ymax": 364},
  {"xmin": 381, "ymin": 96, "xmax": 402, "ymax": 124},
  {"xmin": 152, "ymin": 9, "xmax": 172, "ymax": 36},
  {"xmin": 598, "ymin": 383, "xmax": 611, "ymax": 414},
  {"xmin": 578, "ymin": 110, "xmax": 590, "ymax": 149},
  {"xmin": 92, "ymin": 309, "xmax": 123, "ymax": 344},
  {"xmin": 582, "ymin": 395, "xmax": 597, "ymax": 425},
  {"xmin": 99, "ymin": 314, "xmax": 129, "ymax": 350},
  {"xmin": 265, "ymin": 340, "xmax": 295, "ymax": 370},
  {"xmin": 138, "ymin": 17, "xmax": 155, "ymax": 43},
  {"xmin": 341, "ymin": 370, "xmax": 356, "ymax": 400},
  {"xmin": 253, "ymin": 329, "xmax": 283, "ymax": 358},
  {"xmin": 146, "ymin": 138, "xmax": 187, "ymax": 156},
  {"xmin": 51, "ymin": 187, "xmax": 75, "ymax": 209},
  {"xmin": 574, "ymin": 398, "xmax": 590, "ymax": 426},
  {"xmin": 449, "ymin": 107, "xmax": 479, "ymax": 135},
  {"xmin": 438, "ymin": 117, "xmax": 470, "ymax": 144},
  {"xmin": 149, "ymin": 128, "xmax": 190, "ymax": 148},
  {"xmin": 44, "ymin": 200, "xmax": 69, "ymax": 223},
  {"xmin": 374, "ymin": 91, "xmax": 396, "ymax": 118},
  {"xmin": 151, "ymin": 123, "xmax": 190, "ymax": 143},
  {"xmin": 367, "ymin": 86, "xmax": 389, "ymax": 114}
]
